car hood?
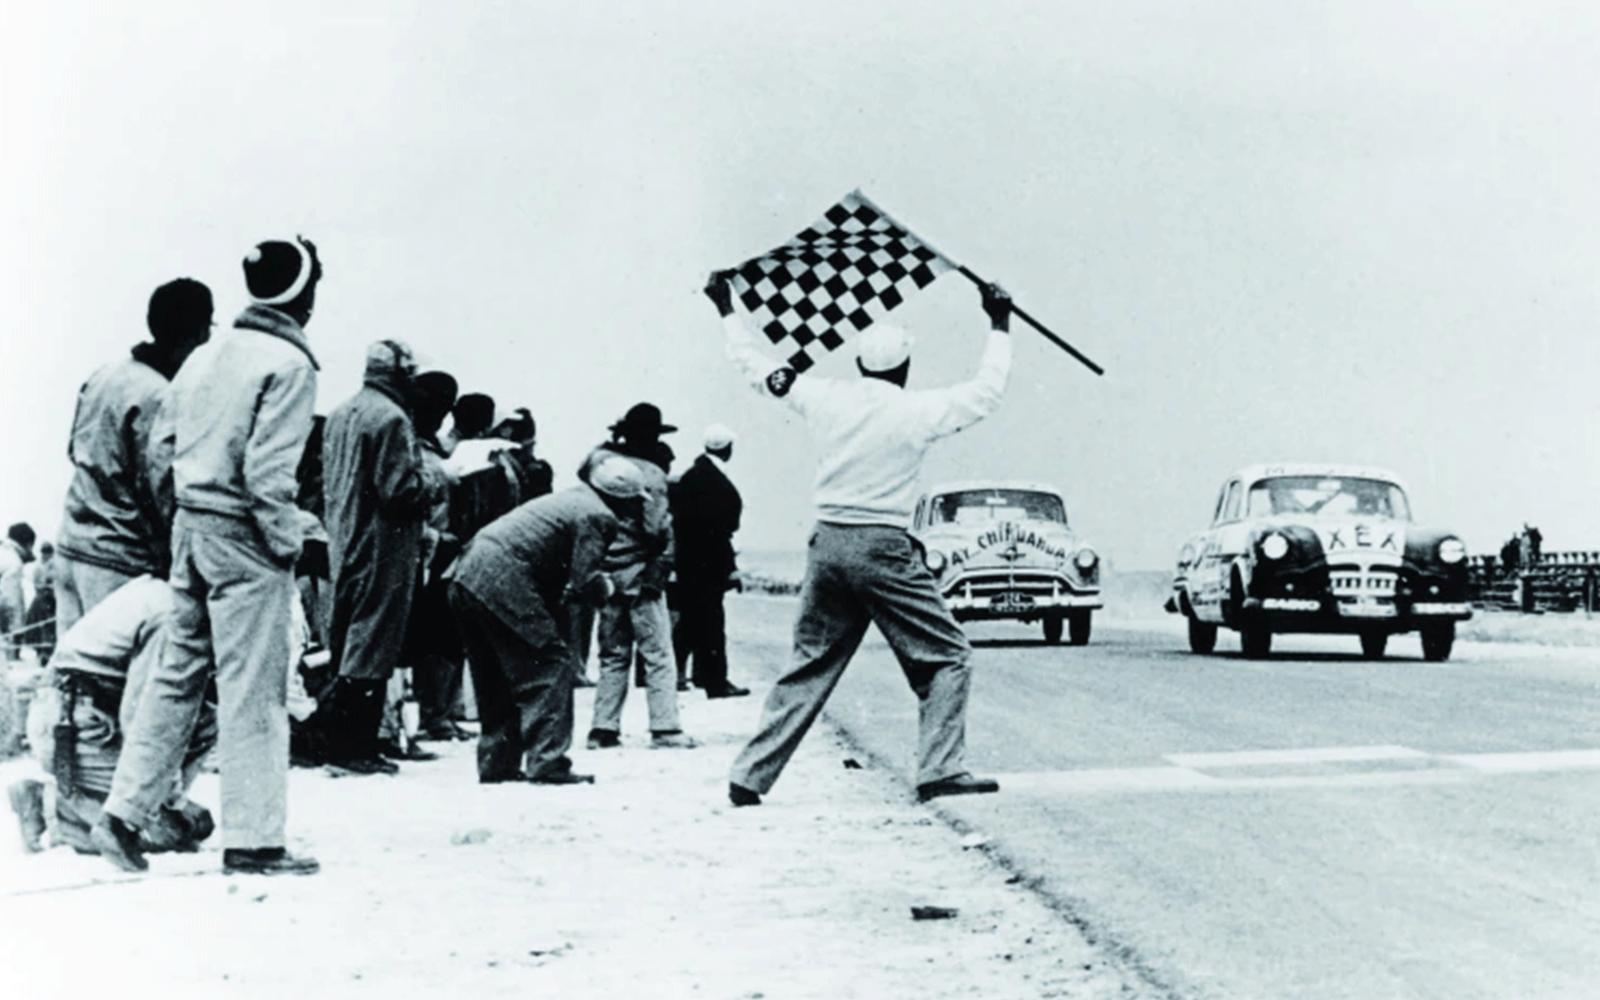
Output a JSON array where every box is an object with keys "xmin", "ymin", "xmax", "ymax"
[{"xmin": 919, "ymin": 520, "xmax": 1081, "ymax": 572}]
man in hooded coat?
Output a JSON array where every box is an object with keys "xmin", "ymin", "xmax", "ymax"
[{"xmin": 320, "ymin": 339, "xmax": 446, "ymax": 773}]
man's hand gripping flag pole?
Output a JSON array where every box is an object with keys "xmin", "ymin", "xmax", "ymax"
[{"xmin": 718, "ymin": 189, "xmax": 1103, "ymax": 376}]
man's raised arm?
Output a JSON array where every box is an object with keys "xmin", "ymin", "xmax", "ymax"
[
  {"xmin": 925, "ymin": 282, "xmax": 1015, "ymax": 440},
  {"xmin": 705, "ymin": 270, "xmax": 802, "ymax": 401}
]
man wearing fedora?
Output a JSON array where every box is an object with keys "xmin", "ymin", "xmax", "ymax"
[
  {"xmin": 705, "ymin": 270, "xmax": 1013, "ymax": 807},
  {"xmin": 580, "ymin": 403, "xmax": 697, "ymax": 750}
]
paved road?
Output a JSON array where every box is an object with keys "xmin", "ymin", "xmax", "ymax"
[{"xmin": 728, "ymin": 596, "xmax": 1600, "ymax": 1000}]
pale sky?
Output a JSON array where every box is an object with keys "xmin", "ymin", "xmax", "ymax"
[{"xmin": 3, "ymin": 0, "xmax": 1597, "ymax": 569}]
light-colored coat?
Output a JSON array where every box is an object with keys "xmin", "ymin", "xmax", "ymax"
[{"xmin": 168, "ymin": 304, "xmax": 319, "ymax": 565}]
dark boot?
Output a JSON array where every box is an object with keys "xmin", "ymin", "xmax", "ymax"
[{"xmin": 322, "ymin": 678, "xmax": 398, "ymax": 776}]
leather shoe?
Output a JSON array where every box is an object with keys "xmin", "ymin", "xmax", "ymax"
[
  {"xmin": 91, "ymin": 813, "xmax": 149, "ymax": 872},
  {"xmin": 479, "ymin": 772, "xmax": 530, "ymax": 784},
  {"xmin": 222, "ymin": 847, "xmax": 321, "ymax": 876},
  {"xmin": 705, "ymin": 683, "xmax": 750, "ymax": 699},
  {"xmin": 380, "ymin": 741, "xmax": 440, "ymax": 762},
  {"xmin": 324, "ymin": 754, "xmax": 400, "ymax": 777},
  {"xmin": 585, "ymin": 728, "xmax": 621, "ymax": 750},
  {"xmin": 728, "ymin": 782, "xmax": 761, "ymax": 807},
  {"xmin": 916, "ymin": 773, "xmax": 1000, "ymax": 803},
  {"xmin": 650, "ymin": 731, "xmax": 700, "ymax": 749},
  {"xmin": 527, "ymin": 771, "xmax": 595, "ymax": 785}
]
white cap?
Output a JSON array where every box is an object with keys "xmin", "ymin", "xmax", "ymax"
[
  {"xmin": 589, "ymin": 456, "xmax": 647, "ymax": 499},
  {"xmin": 856, "ymin": 323, "xmax": 913, "ymax": 371},
  {"xmin": 704, "ymin": 423, "xmax": 736, "ymax": 450}
]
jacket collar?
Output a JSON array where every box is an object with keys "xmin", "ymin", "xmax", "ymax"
[
  {"xmin": 363, "ymin": 371, "xmax": 413, "ymax": 414},
  {"xmin": 233, "ymin": 304, "xmax": 320, "ymax": 370}
]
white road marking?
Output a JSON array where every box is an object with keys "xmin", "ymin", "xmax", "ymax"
[
  {"xmin": 1164, "ymin": 745, "xmax": 1428, "ymax": 768},
  {"xmin": 997, "ymin": 768, "xmax": 1219, "ymax": 794},
  {"xmin": 1443, "ymin": 748, "xmax": 1600, "ymax": 773},
  {"xmin": 986, "ymin": 746, "xmax": 1600, "ymax": 796}
]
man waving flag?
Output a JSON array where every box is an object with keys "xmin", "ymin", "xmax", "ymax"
[{"xmin": 728, "ymin": 190, "xmax": 955, "ymax": 373}]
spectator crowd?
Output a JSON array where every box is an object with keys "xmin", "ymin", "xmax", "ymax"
[{"xmin": 5, "ymin": 236, "xmax": 749, "ymax": 876}]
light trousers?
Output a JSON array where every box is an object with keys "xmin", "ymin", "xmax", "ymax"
[
  {"xmin": 730, "ymin": 523, "xmax": 973, "ymax": 794},
  {"xmin": 592, "ymin": 592, "xmax": 680, "ymax": 735},
  {"xmin": 106, "ymin": 511, "xmax": 293, "ymax": 849}
]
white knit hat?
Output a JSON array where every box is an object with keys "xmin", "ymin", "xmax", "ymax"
[
  {"xmin": 856, "ymin": 323, "xmax": 913, "ymax": 371},
  {"xmin": 703, "ymin": 423, "xmax": 736, "ymax": 450}
]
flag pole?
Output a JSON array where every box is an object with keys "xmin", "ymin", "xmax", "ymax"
[
  {"xmin": 849, "ymin": 190, "xmax": 1104, "ymax": 377},
  {"xmin": 955, "ymin": 265, "xmax": 1104, "ymax": 376}
]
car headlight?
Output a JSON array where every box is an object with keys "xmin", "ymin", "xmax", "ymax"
[
  {"xmin": 1259, "ymin": 532, "xmax": 1290, "ymax": 561},
  {"xmin": 1074, "ymin": 548, "xmax": 1098, "ymax": 570},
  {"xmin": 924, "ymin": 548, "xmax": 947, "ymax": 573},
  {"xmin": 1437, "ymin": 537, "xmax": 1466, "ymax": 564}
]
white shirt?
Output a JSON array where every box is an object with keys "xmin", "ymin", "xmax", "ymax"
[{"xmin": 724, "ymin": 314, "xmax": 1011, "ymax": 528}]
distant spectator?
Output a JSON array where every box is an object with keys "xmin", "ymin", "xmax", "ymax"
[
  {"xmin": 405, "ymin": 371, "xmax": 473, "ymax": 743},
  {"xmin": 1, "ymin": 523, "xmax": 37, "ymax": 661},
  {"xmin": 669, "ymin": 424, "xmax": 748, "ymax": 699},
  {"xmin": 444, "ymin": 393, "xmax": 520, "ymax": 543},
  {"xmin": 493, "ymin": 407, "xmax": 554, "ymax": 503},
  {"xmin": 55, "ymin": 278, "xmax": 213, "ymax": 633},
  {"xmin": 580, "ymin": 403, "xmax": 695, "ymax": 751},
  {"xmin": 22, "ymin": 542, "xmax": 57, "ymax": 665},
  {"xmin": 445, "ymin": 392, "xmax": 496, "ymax": 453}
]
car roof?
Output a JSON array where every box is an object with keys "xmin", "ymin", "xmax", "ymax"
[
  {"xmin": 1227, "ymin": 463, "xmax": 1409, "ymax": 491},
  {"xmin": 922, "ymin": 480, "xmax": 1066, "ymax": 498}
]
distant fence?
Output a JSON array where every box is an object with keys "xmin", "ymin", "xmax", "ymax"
[{"xmin": 1467, "ymin": 551, "xmax": 1600, "ymax": 614}]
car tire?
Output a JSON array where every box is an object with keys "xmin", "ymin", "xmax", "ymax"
[
  {"xmin": 1068, "ymin": 610, "xmax": 1091, "ymax": 646},
  {"xmin": 1042, "ymin": 614, "xmax": 1064, "ymax": 645},
  {"xmin": 1239, "ymin": 620, "xmax": 1272, "ymax": 659},
  {"xmin": 1188, "ymin": 617, "xmax": 1218, "ymax": 655},
  {"xmin": 1360, "ymin": 633, "xmax": 1388, "ymax": 659},
  {"xmin": 1420, "ymin": 623, "xmax": 1455, "ymax": 662}
]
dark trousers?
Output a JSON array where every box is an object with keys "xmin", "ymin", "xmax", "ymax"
[
  {"xmin": 447, "ymin": 582, "xmax": 575, "ymax": 781},
  {"xmin": 673, "ymin": 577, "xmax": 728, "ymax": 691},
  {"xmin": 412, "ymin": 653, "xmax": 464, "ymax": 732}
]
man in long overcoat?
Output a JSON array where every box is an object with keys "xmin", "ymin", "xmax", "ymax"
[
  {"xmin": 670, "ymin": 424, "xmax": 748, "ymax": 698},
  {"xmin": 320, "ymin": 339, "xmax": 445, "ymax": 774}
]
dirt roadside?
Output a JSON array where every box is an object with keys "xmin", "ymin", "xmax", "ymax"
[{"xmin": 0, "ymin": 603, "xmax": 1163, "ymax": 1000}]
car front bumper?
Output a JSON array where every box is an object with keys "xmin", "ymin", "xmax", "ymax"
[{"xmin": 1242, "ymin": 595, "xmax": 1472, "ymax": 631}]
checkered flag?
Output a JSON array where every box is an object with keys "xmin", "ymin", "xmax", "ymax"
[{"xmin": 728, "ymin": 190, "xmax": 955, "ymax": 373}]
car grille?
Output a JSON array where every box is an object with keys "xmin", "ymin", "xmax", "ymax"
[
  {"xmin": 947, "ymin": 570, "xmax": 1070, "ymax": 600},
  {"xmin": 1328, "ymin": 563, "xmax": 1398, "ymax": 607}
]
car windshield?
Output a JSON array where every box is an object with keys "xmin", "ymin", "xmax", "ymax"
[
  {"xmin": 1246, "ymin": 476, "xmax": 1412, "ymax": 521},
  {"xmin": 929, "ymin": 490, "xmax": 1067, "ymax": 526}
]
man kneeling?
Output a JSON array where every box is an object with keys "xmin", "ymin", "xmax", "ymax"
[{"xmin": 14, "ymin": 576, "xmax": 216, "ymax": 855}]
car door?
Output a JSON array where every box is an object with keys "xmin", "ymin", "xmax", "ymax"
[{"xmin": 1191, "ymin": 478, "xmax": 1244, "ymax": 622}]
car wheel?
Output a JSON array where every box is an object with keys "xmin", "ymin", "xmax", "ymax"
[
  {"xmin": 1239, "ymin": 620, "xmax": 1272, "ymax": 659},
  {"xmin": 1360, "ymin": 633, "xmax": 1388, "ymax": 659},
  {"xmin": 1188, "ymin": 616, "xmax": 1218, "ymax": 655},
  {"xmin": 1042, "ymin": 614, "xmax": 1064, "ymax": 644},
  {"xmin": 1420, "ymin": 623, "xmax": 1455, "ymax": 662},
  {"xmin": 1068, "ymin": 610, "xmax": 1091, "ymax": 646}
]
